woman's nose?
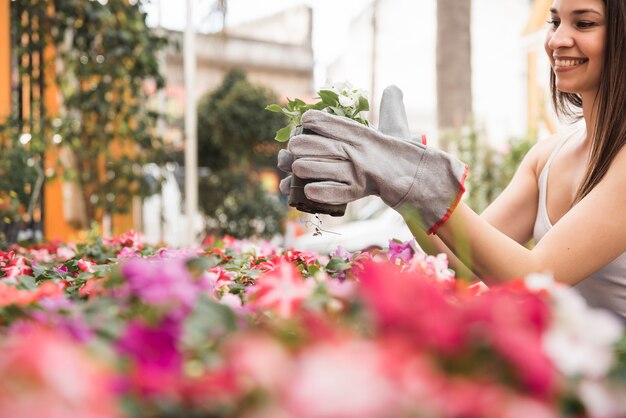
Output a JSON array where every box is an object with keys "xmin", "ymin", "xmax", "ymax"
[{"xmin": 548, "ymin": 25, "xmax": 575, "ymax": 50}]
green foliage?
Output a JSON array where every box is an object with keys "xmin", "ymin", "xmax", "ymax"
[
  {"xmin": 8, "ymin": 0, "xmax": 171, "ymax": 228},
  {"xmin": 444, "ymin": 125, "xmax": 535, "ymax": 213},
  {"xmin": 265, "ymin": 85, "xmax": 370, "ymax": 142},
  {"xmin": 198, "ymin": 69, "xmax": 286, "ymax": 169},
  {"xmin": 0, "ymin": 118, "xmax": 48, "ymax": 243},
  {"xmin": 197, "ymin": 69, "xmax": 287, "ymax": 239}
]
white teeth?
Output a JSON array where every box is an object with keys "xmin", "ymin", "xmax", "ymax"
[{"xmin": 555, "ymin": 59, "xmax": 586, "ymax": 67}]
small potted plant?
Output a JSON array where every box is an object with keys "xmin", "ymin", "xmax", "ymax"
[{"xmin": 266, "ymin": 82, "xmax": 369, "ymax": 217}]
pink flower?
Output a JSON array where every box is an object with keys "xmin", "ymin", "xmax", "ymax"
[
  {"xmin": 0, "ymin": 281, "xmax": 63, "ymax": 308},
  {"xmin": 208, "ymin": 266, "xmax": 234, "ymax": 290},
  {"xmin": 116, "ymin": 246, "xmax": 139, "ymax": 259},
  {"xmin": 283, "ymin": 249, "xmax": 318, "ymax": 266},
  {"xmin": 104, "ymin": 230, "xmax": 143, "ymax": 250},
  {"xmin": 250, "ymin": 255, "xmax": 282, "ymax": 272},
  {"xmin": 465, "ymin": 285, "xmax": 556, "ymax": 396},
  {"xmin": 283, "ymin": 339, "xmax": 401, "ymax": 418},
  {"xmin": 405, "ymin": 252, "xmax": 455, "ymax": 283},
  {"xmin": 55, "ymin": 246, "xmax": 76, "ymax": 261},
  {"xmin": 357, "ymin": 261, "xmax": 463, "ymax": 353},
  {"xmin": 1, "ymin": 253, "xmax": 33, "ymax": 280},
  {"xmin": 0, "ymin": 325, "xmax": 121, "ymax": 418},
  {"xmin": 77, "ymin": 258, "xmax": 96, "ymax": 273},
  {"xmin": 246, "ymin": 261, "xmax": 315, "ymax": 318},
  {"xmin": 224, "ymin": 333, "xmax": 292, "ymax": 392}
]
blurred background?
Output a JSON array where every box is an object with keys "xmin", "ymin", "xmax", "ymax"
[{"xmin": 0, "ymin": 0, "xmax": 558, "ymax": 252}]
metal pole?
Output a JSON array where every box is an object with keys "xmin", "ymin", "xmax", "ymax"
[
  {"xmin": 184, "ymin": 0, "xmax": 198, "ymax": 246},
  {"xmin": 370, "ymin": 0, "xmax": 379, "ymax": 126}
]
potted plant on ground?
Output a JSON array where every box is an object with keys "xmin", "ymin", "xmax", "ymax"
[{"xmin": 266, "ymin": 82, "xmax": 369, "ymax": 217}]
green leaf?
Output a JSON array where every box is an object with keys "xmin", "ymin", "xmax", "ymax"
[
  {"xmin": 181, "ymin": 294, "xmax": 237, "ymax": 349},
  {"xmin": 353, "ymin": 117, "xmax": 369, "ymax": 127},
  {"xmin": 325, "ymin": 256, "xmax": 351, "ymax": 272},
  {"xmin": 328, "ymin": 106, "xmax": 346, "ymax": 117},
  {"xmin": 355, "ymin": 96, "xmax": 370, "ymax": 112},
  {"xmin": 318, "ymin": 90, "xmax": 339, "ymax": 106},
  {"xmin": 282, "ymin": 109, "xmax": 303, "ymax": 118},
  {"xmin": 309, "ymin": 101, "xmax": 328, "ymax": 111},
  {"xmin": 265, "ymin": 104, "xmax": 283, "ymax": 113},
  {"xmin": 31, "ymin": 264, "xmax": 48, "ymax": 278},
  {"xmin": 18, "ymin": 275, "xmax": 37, "ymax": 291},
  {"xmin": 275, "ymin": 126, "xmax": 293, "ymax": 142},
  {"xmin": 291, "ymin": 98, "xmax": 307, "ymax": 107}
]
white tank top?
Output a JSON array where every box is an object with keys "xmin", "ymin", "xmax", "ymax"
[{"xmin": 533, "ymin": 129, "xmax": 626, "ymax": 322}]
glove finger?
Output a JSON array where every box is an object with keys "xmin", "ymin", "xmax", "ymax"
[
  {"xmin": 378, "ymin": 85, "xmax": 411, "ymax": 140},
  {"xmin": 304, "ymin": 181, "xmax": 359, "ymax": 205},
  {"xmin": 288, "ymin": 133, "xmax": 348, "ymax": 159},
  {"xmin": 301, "ymin": 110, "xmax": 380, "ymax": 145},
  {"xmin": 279, "ymin": 176, "xmax": 292, "ymax": 196},
  {"xmin": 292, "ymin": 158, "xmax": 354, "ymax": 184},
  {"xmin": 277, "ymin": 149, "xmax": 295, "ymax": 173}
]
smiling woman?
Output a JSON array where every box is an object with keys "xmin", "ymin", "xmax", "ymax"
[
  {"xmin": 545, "ymin": 0, "xmax": 606, "ymax": 102},
  {"xmin": 277, "ymin": 0, "xmax": 626, "ymax": 324}
]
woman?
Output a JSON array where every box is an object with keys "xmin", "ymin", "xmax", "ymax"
[{"xmin": 278, "ymin": 0, "xmax": 626, "ymax": 321}]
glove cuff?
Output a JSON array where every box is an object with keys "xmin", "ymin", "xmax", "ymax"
[
  {"xmin": 427, "ymin": 163, "xmax": 468, "ymax": 234},
  {"xmin": 392, "ymin": 146, "xmax": 468, "ymax": 234}
]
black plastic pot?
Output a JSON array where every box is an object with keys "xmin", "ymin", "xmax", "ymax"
[{"xmin": 287, "ymin": 127, "xmax": 346, "ymax": 217}]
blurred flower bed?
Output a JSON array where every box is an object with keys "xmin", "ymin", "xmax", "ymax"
[{"xmin": 0, "ymin": 231, "xmax": 625, "ymax": 418}]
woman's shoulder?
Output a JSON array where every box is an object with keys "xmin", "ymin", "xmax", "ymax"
[
  {"xmin": 525, "ymin": 128, "xmax": 581, "ymax": 177},
  {"xmin": 603, "ymin": 141, "xmax": 626, "ymax": 181}
]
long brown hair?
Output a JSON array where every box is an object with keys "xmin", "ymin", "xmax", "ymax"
[{"xmin": 550, "ymin": 0, "xmax": 626, "ymax": 203}]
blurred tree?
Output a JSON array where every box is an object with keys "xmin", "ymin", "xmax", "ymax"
[
  {"xmin": 196, "ymin": 69, "xmax": 287, "ymax": 239},
  {"xmin": 6, "ymin": 0, "xmax": 171, "ymax": 238},
  {"xmin": 48, "ymin": 0, "xmax": 170, "ymax": 226},
  {"xmin": 436, "ymin": 0, "xmax": 472, "ymax": 150},
  {"xmin": 444, "ymin": 125, "xmax": 535, "ymax": 213}
]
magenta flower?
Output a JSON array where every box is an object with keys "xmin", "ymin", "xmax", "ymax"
[
  {"xmin": 115, "ymin": 316, "xmax": 185, "ymax": 399},
  {"xmin": 121, "ymin": 257, "xmax": 198, "ymax": 309},
  {"xmin": 117, "ymin": 317, "xmax": 182, "ymax": 373},
  {"xmin": 388, "ymin": 239, "xmax": 416, "ymax": 263}
]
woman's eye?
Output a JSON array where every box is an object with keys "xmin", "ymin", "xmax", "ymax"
[
  {"xmin": 576, "ymin": 21, "xmax": 596, "ymax": 28},
  {"xmin": 546, "ymin": 19, "xmax": 560, "ymax": 28}
]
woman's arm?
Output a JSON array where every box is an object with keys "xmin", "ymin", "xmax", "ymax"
[
  {"xmin": 409, "ymin": 137, "xmax": 553, "ymax": 281},
  {"xmin": 434, "ymin": 146, "xmax": 626, "ymax": 285}
]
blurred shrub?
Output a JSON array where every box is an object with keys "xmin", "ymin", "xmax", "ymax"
[
  {"xmin": 443, "ymin": 125, "xmax": 535, "ymax": 213},
  {"xmin": 8, "ymin": 0, "xmax": 170, "ymax": 231},
  {"xmin": 197, "ymin": 69, "xmax": 287, "ymax": 239}
]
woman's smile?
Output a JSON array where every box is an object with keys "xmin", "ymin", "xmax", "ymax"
[{"xmin": 553, "ymin": 56, "xmax": 589, "ymax": 72}]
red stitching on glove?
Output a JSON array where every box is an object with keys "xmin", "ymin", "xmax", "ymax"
[{"xmin": 427, "ymin": 164, "xmax": 469, "ymax": 235}]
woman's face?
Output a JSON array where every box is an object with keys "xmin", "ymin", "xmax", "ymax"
[{"xmin": 544, "ymin": 0, "xmax": 606, "ymax": 97}]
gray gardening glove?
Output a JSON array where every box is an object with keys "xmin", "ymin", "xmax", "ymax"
[
  {"xmin": 287, "ymin": 87, "xmax": 468, "ymax": 234},
  {"xmin": 277, "ymin": 85, "xmax": 412, "ymax": 196}
]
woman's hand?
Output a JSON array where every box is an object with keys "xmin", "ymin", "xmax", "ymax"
[{"xmin": 285, "ymin": 86, "xmax": 468, "ymax": 234}]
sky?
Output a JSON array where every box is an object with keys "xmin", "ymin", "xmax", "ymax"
[{"xmin": 144, "ymin": 0, "xmax": 373, "ymax": 83}]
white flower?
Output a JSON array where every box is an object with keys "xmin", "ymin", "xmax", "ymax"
[
  {"xmin": 528, "ymin": 274, "xmax": 624, "ymax": 379},
  {"xmin": 338, "ymin": 94, "xmax": 356, "ymax": 108},
  {"xmin": 322, "ymin": 80, "xmax": 352, "ymax": 94},
  {"xmin": 524, "ymin": 272, "xmax": 558, "ymax": 292},
  {"xmin": 577, "ymin": 379, "xmax": 626, "ymax": 418}
]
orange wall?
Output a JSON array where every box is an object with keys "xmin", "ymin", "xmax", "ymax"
[{"xmin": 0, "ymin": 0, "xmax": 10, "ymax": 120}]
